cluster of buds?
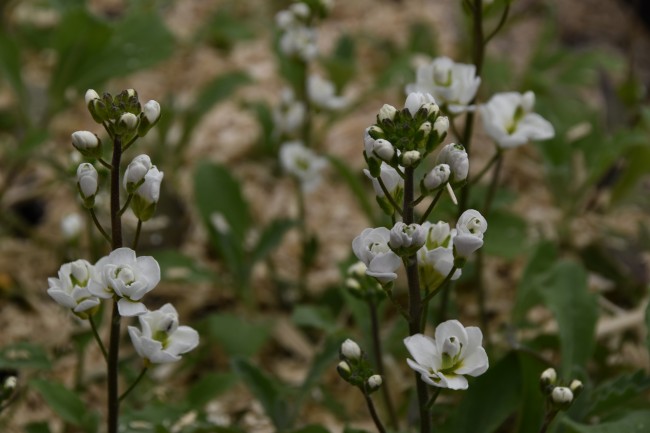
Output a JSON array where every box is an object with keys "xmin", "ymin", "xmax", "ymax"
[
  {"xmin": 344, "ymin": 261, "xmax": 386, "ymax": 302},
  {"xmin": 539, "ymin": 368, "xmax": 583, "ymax": 411},
  {"xmin": 337, "ymin": 339, "xmax": 383, "ymax": 394}
]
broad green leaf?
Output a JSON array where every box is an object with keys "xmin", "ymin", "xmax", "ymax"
[
  {"xmin": 611, "ymin": 144, "xmax": 650, "ymax": 204},
  {"xmin": 452, "ymin": 352, "xmax": 522, "ymax": 433},
  {"xmin": 30, "ymin": 379, "xmax": 94, "ymax": 427},
  {"xmin": 292, "ymin": 305, "xmax": 338, "ymax": 333},
  {"xmin": 246, "ymin": 101, "xmax": 276, "ymax": 156},
  {"xmin": 0, "ymin": 342, "xmax": 51, "ymax": 370},
  {"xmin": 202, "ymin": 9, "xmax": 255, "ymax": 51},
  {"xmin": 483, "ymin": 210, "xmax": 528, "ymax": 259},
  {"xmin": 151, "ymin": 250, "xmax": 215, "ymax": 282},
  {"xmin": 586, "ymin": 370, "xmax": 650, "ymax": 418},
  {"xmin": 206, "ymin": 313, "xmax": 270, "ymax": 357},
  {"xmin": 563, "ymin": 410, "xmax": 650, "ymax": 433},
  {"xmin": 231, "ymin": 357, "xmax": 291, "ymax": 431},
  {"xmin": 540, "ymin": 261, "xmax": 597, "ymax": 377},
  {"xmin": 251, "ymin": 219, "xmax": 295, "ymax": 265},
  {"xmin": 512, "ymin": 241, "xmax": 558, "ymax": 324},
  {"xmin": 187, "ymin": 372, "xmax": 237, "ymax": 408}
]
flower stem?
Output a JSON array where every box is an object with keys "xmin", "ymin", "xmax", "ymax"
[
  {"xmin": 539, "ymin": 408, "xmax": 559, "ymax": 433},
  {"xmin": 425, "ymin": 387, "xmax": 441, "ymax": 411},
  {"xmin": 363, "ymin": 390, "xmax": 387, "ymax": 433},
  {"xmin": 89, "ymin": 208, "xmax": 111, "ymax": 245},
  {"xmin": 419, "ymin": 188, "xmax": 445, "ymax": 224},
  {"xmin": 133, "ymin": 219, "xmax": 142, "ymax": 251},
  {"xmin": 98, "ymin": 158, "xmax": 112, "ymax": 170},
  {"xmin": 89, "ymin": 315, "xmax": 108, "ymax": 362},
  {"xmin": 368, "ymin": 297, "xmax": 398, "ymax": 430},
  {"xmin": 484, "ymin": 2, "xmax": 511, "ymax": 45},
  {"xmin": 377, "ymin": 176, "xmax": 403, "ymax": 217},
  {"xmin": 404, "ymin": 167, "xmax": 430, "ymax": 433},
  {"xmin": 297, "ymin": 183, "xmax": 309, "ymax": 299},
  {"xmin": 118, "ymin": 194, "xmax": 133, "ymax": 217},
  {"xmin": 469, "ymin": 151, "xmax": 500, "ymax": 186},
  {"xmin": 119, "ymin": 367, "xmax": 148, "ymax": 402}
]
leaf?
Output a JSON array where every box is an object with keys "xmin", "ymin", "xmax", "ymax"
[
  {"xmin": 251, "ymin": 219, "xmax": 295, "ymax": 265},
  {"xmin": 298, "ymin": 334, "xmax": 341, "ymax": 398},
  {"xmin": 24, "ymin": 423, "xmax": 52, "ymax": 433},
  {"xmin": 31, "ymin": 379, "xmax": 95, "ymax": 427},
  {"xmin": 514, "ymin": 351, "xmax": 547, "ymax": 433},
  {"xmin": 512, "ymin": 241, "xmax": 558, "ymax": 324},
  {"xmin": 0, "ymin": 29, "xmax": 26, "ymax": 101},
  {"xmin": 231, "ymin": 357, "xmax": 291, "ymax": 431},
  {"xmin": 451, "ymin": 352, "xmax": 522, "ymax": 433},
  {"xmin": 322, "ymin": 34, "xmax": 356, "ymax": 91},
  {"xmin": 292, "ymin": 305, "xmax": 338, "ymax": 333},
  {"xmin": 206, "ymin": 313, "xmax": 270, "ymax": 357},
  {"xmin": 187, "ymin": 372, "xmax": 237, "ymax": 408},
  {"xmin": 0, "ymin": 342, "xmax": 51, "ymax": 370},
  {"xmin": 540, "ymin": 261, "xmax": 598, "ymax": 377},
  {"xmin": 611, "ymin": 144, "xmax": 650, "ymax": 204},
  {"xmin": 586, "ymin": 371, "xmax": 650, "ymax": 418},
  {"xmin": 483, "ymin": 210, "xmax": 528, "ymax": 259},
  {"xmin": 151, "ymin": 250, "xmax": 215, "ymax": 282},
  {"xmin": 563, "ymin": 410, "xmax": 650, "ymax": 433}
]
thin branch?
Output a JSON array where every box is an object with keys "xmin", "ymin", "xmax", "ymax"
[
  {"xmin": 469, "ymin": 151, "xmax": 501, "ymax": 186},
  {"xmin": 119, "ymin": 367, "xmax": 148, "ymax": 402},
  {"xmin": 89, "ymin": 208, "xmax": 111, "ymax": 245},
  {"xmin": 484, "ymin": 3, "xmax": 511, "ymax": 45},
  {"xmin": 117, "ymin": 194, "xmax": 133, "ymax": 217},
  {"xmin": 363, "ymin": 391, "xmax": 387, "ymax": 433},
  {"xmin": 377, "ymin": 176, "xmax": 403, "ymax": 217},
  {"xmin": 98, "ymin": 158, "xmax": 112, "ymax": 170},
  {"xmin": 89, "ymin": 315, "xmax": 108, "ymax": 362},
  {"xmin": 419, "ymin": 188, "xmax": 445, "ymax": 224},
  {"xmin": 132, "ymin": 219, "xmax": 142, "ymax": 251}
]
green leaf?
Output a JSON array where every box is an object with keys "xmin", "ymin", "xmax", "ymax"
[
  {"xmin": 0, "ymin": 342, "xmax": 51, "ymax": 370},
  {"xmin": 151, "ymin": 249, "xmax": 215, "ymax": 282},
  {"xmin": 251, "ymin": 219, "xmax": 295, "ymax": 265},
  {"xmin": 483, "ymin": 210, "xmax": 528, "ymax": 259},
  {"xmin": 231, "ymin": 357, "xmax": 291, "ymax": 431},
  {"xmin": 322, "ymin": 34, "xmax": 356, "ymax": 91},
  {"xmin": 611, "ymin": 144, "xmax": 650, "ymax": 204},
  {"xmin": 563, "ymin": 410, "xmax": 650, "ymax": 433},
  {"xmin": 298, "ymin": 334, "xmax": 341, "ymax": 397},
  {"xmin": 452, "ymin": 352, "xmax": 522, "ymax": 433},
  {"xmin": 24, "ymin": 422, "xmax": 52, "ymax": 433},
  {"xmin": 586, "ymin": 371, "xmax": 650, "ymax": 418},
  {"xmin": 187, "ymin": 372, "xmax": 237, "ymax": 408},
  {"xmin": 206, "ymin": 313, "xmax": 270, "ymax": 357},
  {"xmin": 0, "ymin": 29, "xmax": 26, "ymax": 101},
  {"xmin": 291, "ymin": 425, "xmax": 330, "ymax": 433},
  {"xmin": 514, "ymin": 351, "xmax": 547, "ymax": 433},
  {"xmin": 512, "ymin": 241, "xmax": 558, "ymax": 324},
  {"xmin": 30, "ymin": 379, "xmax": 94, "ymax": 427},
  {"xmin": 292, "ymin": 305, "xmax": 338, "ymax": 333},
  {"xmin": 540, "ymin": 261, "xmax": 597, "ymax": 377}
]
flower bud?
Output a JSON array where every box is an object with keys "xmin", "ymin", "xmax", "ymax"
[
  {"xmin": 540, "ymin": 368, "xmax": 557, "ymax": 386},
  {"xmin": 124, "ymin": 154, "xmax": 152, "ymax": 193},
  {"xmin": 569, "ymin": 379, "xmax": 583, "ymax": 397},
  {"xmin": 367, "ymin": 125, "xmax": 384, "ymax": 140},
  {"xmin": 373, "ymin": 139, "xmax": 395, "ymax": 161},
  {"xmin": 77, "ymin": 163, "xmax": 98, "ymax": 208},
  {"xmin": 401, "ymin": 150, "xmax": 421, "ymax": 167},
  {"xmin": 423, "ymin": 164, "xmax": 450, "ymax": 191},
  {"xmin": 347, "ymin": 261, "xmax": 367, "ymax": 277},
  {"xmin": 85, "ymin": 89, "xmax": 100, "ymax": 105},
  {"xmin": 71, "ymin": 131, "xmax": 102, "ymax": 158},
  {"xmin": 367, "ymin": 375, "xmax": 382, "ymax": 392},
  {"xmin": 138, "ymin": 100, "xmax": 162, "ymax": 137},
  {"xmin": 404, "ymin": 92, "xmax": 436, "ymax": 117},
  {"xmin": 61, "ymin": 213, "xmax": 82, "ymax": 240},
  {"xmin": 337, "ymin": 360, "xmax": 352, "ymax": 380},
  {"xmin": 341, "ymin": 339, "xmax": 362, "ymax": 361},
  {"xmin": 378, "ymin": 104, "xmax": 397, "ymax": 122},
  {"xmin": 389, "ymin": 222, "xmax": 426, "ymax": 255},
  {"xmin": 345, "ymin": 278, "xmax": 361, "ymax": 291},
  {"xmin": 131, "ymin": 166, "xmax": 164, "ymax": 221},
  {"xmin": 434, "ymin": 116, "xmax": 449, "ymax": 137},
  {"xmin": 419, "ymin": 121, "xmax": 432, "ymax": 137},
  {"xmin": 551, "ymin": 386, "xmax": 573, "ymax": 409},
  {"xmin": 436, "ymin": 143, "xmax": 468, "ymax": 183},
  {"xmin": 118, "ymin": 112, "xmax": 139, "ymax": 132},
  {"xmin": 4, "ymin": 376, "xmax": 17, "ymax": 390}
]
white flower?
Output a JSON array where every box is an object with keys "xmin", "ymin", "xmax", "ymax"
[
  {"xmin": 279, "ymin": 25, "xmax": 318, "ymax": 61},
  {"xmin": 453, "ymin": 209, "xmax": 487, "ymax": 258},
  {"xmin": 389, "ymin": 222, "xmax": 427, "ymax": 251},
  {"xmin": 47, "ymin": 259, "xmax": 101, "ymax": 318},
  {"xmin": 4, "ymin": 376, "xmax": 17, "ymax": 390},
  {"xmin": 551, "ymin": 387, "xmax": 573, "ymax": 405},
  {"xmin": 436, "ymin": 143, "xmax": 468, "ymax": 183},
  {"xmin": 290, "ymin": 2, "xmax": 311, "ymax": 19},
  {"xmin": 275, "ymin": 10, "xmax": 295, "ymax": 29},
  {"xmin": 372, "ymin": 139, "xmax": 395, "ymax": 161},
  {"xmin": 77, "ymin": 163, "xmax": 98, "ymax": 199},
  {"xmin": 274, "ymin": 89, "xmax": 306, "ymax": 136},
  {"xmin": 61, "ymin": 213, "xmax": 83, "ymax": 240},
  {"xmin": 352, "ymin": 227, "xmax": 402, "ymax": 284},
  {"xmin": 480, "ymin": 91, "xmax": 554, "ymax": 148},
  {"xmin": 404, "ymin": 320, "xmax": 488, "ymax": 390},
  {"xmin": 71, "ymin": 131, "xmax": 99, "ymax": 151},
  {"xmin": 341, "ymin": 339, "xmax": 362, "ymax": 360},
  {"xmin": 347, "ymin": 261, "xmax": 367, "ymax": 277},
  {"xmin": 363, "ymin": 163, "xmax": 403, "ymax": 198},
  {"xmin": 402, "ymin": 150, "xmax": 421, "ymax": 167},
  {"xmin": 136, "ymin": 166, "xmax": 164, "ymax": 204},
  {"xmin": 88, "ymin": 248, "xmax": 161, "ymax": 317},
  {"xmin": 143, "ymin": 100, "xmax": 161, "ymax": 124},
  {"xmin": 406, "ymin": 57, "xmax": 481, "ymax": 114},
  {"xmin": 423, "ymin": 164, "xmax": 450, "ymax": 191},
  {"xmin": 85, "ymin": 89, "xmax": 100, "ymax": 105},
  {"xmin": 308, "ymin": 74, "xmax": 347, "ymax": 111},
  {"xmin": 422, "ymin": 221, "xmax": 453, "ymax": 249},
  {"xmin": 378, "ymin": 104, "xmax": 397, "ymax": 122},
  {"xmin": 128, "ymin": 303, "xmax": 199, "ymax": 363},
  {"xmin": 404, "ymin": 92, "xmax": 438, "ymax": 117},
  {"xmin": 279, "ymin": 141, "xmax": 328, "ymax": 192},
  {"xmin": 418, "ymin": 246, "xmax": 461, "ymax": 289},
  {"xmin": 124, "ymin": 154, "xmax": 153, "ymax": 192}
]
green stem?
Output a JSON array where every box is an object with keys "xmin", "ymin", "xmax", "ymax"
[
  {"xmin": 119, "ymin": 367, "xmax": 148, "ymax": 402},
  {"xmin": 483, "ymin": 153, "xmax": 503, "ymax": 214},
  {"xmin": 132, "ymin": 219, "xmax": 142, "ymax": 251},
  {"xmin": 377, "ymin": 176, "xmax": 403, "ymax": 217},
  {"xmin": 89, "ymin": 315, "xmax": 108, "ymax": 362},
  {"xmin": 368, "ymin": 298, "xmax": 399, "ymax": 430},
  {"xmin": 118, "ymin": 194, "xmax": 133, "ymax": 217},
  {"xmin": 363, "ymin": 391, "xmax": 387, "ymax": 433},
  {"xmin": 404, "ymin": 167, "xmax": 430, "ymax": 433},
  {"xmin": 419, "ymin": 188, "xmax": 445, "ymax": 224},
  {"xmin": 89, "ymin": 208, "xmax": 111, "ymax": 245},
  {"xmin": 539, "ymin": 408, "xmax": 559, "ymax": 433},
  {"xmin": 386, "ymin": 285, "xmax": 409, "ymax": 320},
  {"xmin": 469, "ymin": 151, "xmax": 500, "ymax": 186},
  {"xmin": 98, "ymin": 158, "xmax": 112, "ymax": 170},
  {"xmin": 484, "ymin": 3, "xmax": 511, "ymax": 45},
  {"xmin": 425, "ymin": 387, "xmax": 442, "ymax": 411},
  {"xmin": 420, "ymin": 266, "xmax": 458, "ymax": 331}
]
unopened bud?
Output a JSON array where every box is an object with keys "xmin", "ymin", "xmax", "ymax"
[
  {"xmin": 402, "ymin": 150, "xmax": 421, "ymax": 167},
  {"xmin": 347, "ymin": 261, "xmax": 367, "ymax": 277},
  {"xmin": 119, "ymin": 112, "xmax": 139, "ymax": 132},
  {"xmin": 4, "ymin": 376, "xmax": 17, "ymax": 390},
  {"xmin": 367, "ymin": 375, "xmax": 382, "ymax": 392},
  {"xmin": 569, "ymin": 380, "xmax": 583, "ymax": 397},
  {"xmin": 345, "ymin": 278, "xmax": 361, "ymax": 290},
  {"xmin": 85, "ymin": 89, "xmax": 100, "ymax": 105},
  {"xmin": 337, "ymin": 361, "xmax": 351, "ymax": 380},
  {"xmin": 71, "ymin": 131, "xmax": 102, "ymax": 158},
  {"xmin": 423, "ymin": 164, "xmax": 450, "ymax": 191},
  {"xmin": 551, "ymin": 386, "xmax": 573, "ymax": 409},
  {"xmin": 540, "ymin": 368, "xmax": 557, "ymax": 386},
  {"xmin": 76, "ymin": 163, "xmax": 98, "ymax": 207},
  {"xmin": 341, "ymin": 339, "xmax": 362, "ymax": 361},
  {"xmin": 378, "ymin": 104, "xmax": 397, "ymax": 122},
  {"xmin": 434, "ymin": 116, "xmax": 449, "ymax": 136},
  {"xmin": 373, "ymin": 139, "xmax": 395, "ymax": 161}
]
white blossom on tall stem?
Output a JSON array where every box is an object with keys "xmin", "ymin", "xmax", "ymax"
[
  {"xmin": 352, "ymin": 227, "xmax": 402, "ymax": 284},
  {"xmin": 480, "ymin": 91, "xmax": 554, "ymax": 148},
  {"xmin": 406, "ymin": 57, "xmax": 481, "ymax": 114},
  {"xmin": 88, "ymin": 247, "xmax": 161, "ymax": 317},
  {"xmin": 389, "ymin": 222, "xmax": 427, "ymax": 254},
  {"xmin": 136, "ymin": 167, "xmax": 164, "ymax": 205},
  {"xmin": 47, "ymin": 259, "xmax": 101, "ymax": 318},
  {"xmin": 280, "ymin": 141, "xmax": 328, "ymax": 192},
  {"xmin": 453, "ymin": 209, "xmax": 487, "ymax": 259},
  {"xmin": 404, "ymin": 320, "xmax": 488, "ymax": 390},
  {"xmin": 128, "ymin": 303, "xmax": 199, "ymax": 364}
]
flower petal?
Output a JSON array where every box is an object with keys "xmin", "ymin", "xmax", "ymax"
[
  {"xmin": 127, "ymin": 326, "xmax": 145, "ymax": 358},
  {"xmin": 456, "ymin": 347, "xmax": 489, "ymax": 377},
  {"xmin": 404, "ymin": 334, "xmax": 439, "ymax": 368},
  {"xmin": 434, "ymin": 320, "xmax": 468, "ymax": 355},
  {"xmin": 166, "ymin": 326, "xmax": 199, "ymax": 356},
  {"xmin": 136, "ymin": 256, "xmax": 161, "ymax": 288},
  {"xmin": 518, "ymin": 113, "xmax": 554, "ymax": 141},
  {"xmin": 437, "ymin": 372, "xmax": 468, "ymax": 390},
  {"xmin": 47, "ymin": 289, "xmax": 76, "ymax": 308},
  {"xmin": 118, "ymin": 299, "xmax": 148, "ymax": 317},
  {"xmin": 108, "ymin": 247, "xmax": 137, "ymax": 266}
]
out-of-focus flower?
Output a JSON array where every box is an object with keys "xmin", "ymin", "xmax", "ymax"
[
  {"xmin": 61, "ymin": 213, "xmax": 83, "ymax": 240},
  {"xmin": 88, "ymin": 247, "xmax": 161, "ymax": 317},
  {"xmin": 128, "ymin": 303, "xmax": 199, "ymax": 364},
  {"xmin": 47, "ymin": 259, "xmax": 101, "ymax": 318},
  {"xmin": 274, "ymin": 88, "xmax": 306, "ymax": 137},
  {"xmin": 279, "ymin": 25, "xmax": 318, "ymax": 61},
  {"xmin": 352, "ymin": 227, "xmax": 402, "ymax": 284},
  {"xmin": 480, "ymin": 91, "xmax": 554, "ymax": 148},
  {"xmin": 406, "ymin": 57, "xmax": 481, "ymax": 114},
  {"xmin": 308, "ymin": 74, "xmax": 347, "ymax": 110},
  {"xmin": 279, "ymin": 141, "xmax": 328, "ymax": 192},
  {"xmin": 404, "ymin": 320, "xmax": 488, "ymax": 390}
]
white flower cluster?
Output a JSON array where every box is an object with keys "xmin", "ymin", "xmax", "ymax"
[
  {"xmin": 280, "ymin": 141, "xmax": 328, "ymax": 192},
  {"xmin": 47, "ymin": 248, "xmax": 198, "ymax": 364},
  {"xmin": 275, "ymin": 2, "xmax": 319, "ymax": 61}
]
